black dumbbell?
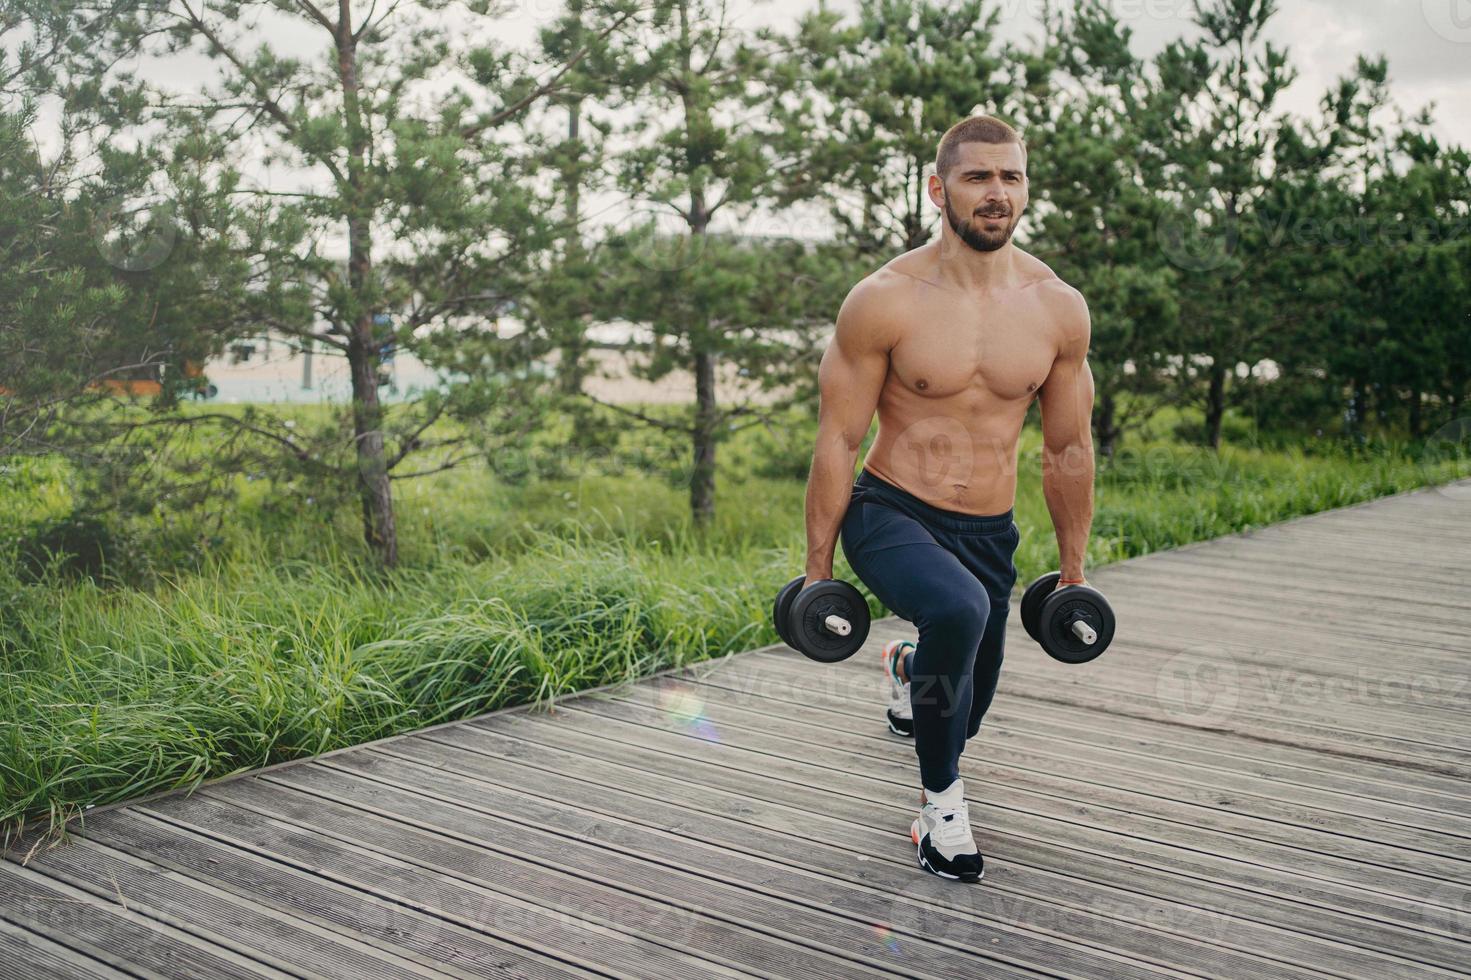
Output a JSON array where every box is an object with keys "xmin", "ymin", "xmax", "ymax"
[
  {"xmin": 772, "ymin": 576, "xmax": 871, "ymax": 663},
  {"xmin": 1020, "ymin": 572, "xmax": 1115, "ymax": 664}
]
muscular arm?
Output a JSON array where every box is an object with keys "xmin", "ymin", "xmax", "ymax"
[
  {"xmin": 1037, "ymin": 287, "xmax": 1096, "ymax": 584},
  {"xmin": 804, "ymin": 281, "xmax": 892, "ymax": 583}
]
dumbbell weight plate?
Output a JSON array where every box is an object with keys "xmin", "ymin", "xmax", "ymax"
[
  {"xmin": 1020, "ymin": 572, "xmax": 1061, "ymax": 643},
  {"xmin": 772, "ymin": 575, "xmax": 805, "ymax": 649},
  {"xmin": 1037, "ymin": 584, "xmax": 1116, "ymax": 664},
  {"xmin": 789, "ymin": 580, "xmax": 871, "ymax": 663}
]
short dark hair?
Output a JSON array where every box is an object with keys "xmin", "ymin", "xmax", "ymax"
[{"xmin": 935, "ymin": 115, "xmax": 1027, "ymax": 178}]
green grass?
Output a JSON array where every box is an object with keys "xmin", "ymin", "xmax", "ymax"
[{"xmin": 2, "ymin": 403, "xmax": 1467, "ymax": 840}]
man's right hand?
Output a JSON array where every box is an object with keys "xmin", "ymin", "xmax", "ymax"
[{"xmin": 801, "ymin": 567, "xmax": 832, "ymax": 590}]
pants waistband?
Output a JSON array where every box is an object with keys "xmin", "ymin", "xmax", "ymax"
[{"xmin": 854, "ymin": 468, "xmax": 1014, "ymax": 534}]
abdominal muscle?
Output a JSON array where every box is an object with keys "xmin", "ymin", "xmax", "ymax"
[{"xmin": 861, "ymin": 393, "xmax": 1029, "ymax": 517}]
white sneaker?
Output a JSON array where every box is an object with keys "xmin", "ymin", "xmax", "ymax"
[
  {"xmin": 881, "ymin": 639, "xmax": 915, "ymax": 737},
  {"xmin": 909, "ymin": 779, "xmax": 984, "ymax": 882}
]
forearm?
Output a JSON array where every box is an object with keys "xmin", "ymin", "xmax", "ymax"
[
  {"xmin": 804, "ymin": 434, "xmax": 859, "ymax": 579},
  {"xmin": 1041, "ymin": 442, "xmax": 1094, "ymax": 581}
]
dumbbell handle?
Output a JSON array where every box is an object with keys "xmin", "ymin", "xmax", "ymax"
[
  {"xmin": 1070, "ymin": 619, "xmax": 1097, "ymax": 644},
  {"xmin": 824, "ymin": 614, "xmax": 852, "ymax": 636}
]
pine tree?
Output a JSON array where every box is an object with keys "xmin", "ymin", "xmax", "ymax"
[
  {"xmin": 1017, "ymin": 0, "xmax": 1184, "ymax": 456},
  {"xmin": 588, "ymin": 0, "xmax": 852, "ymax": 528},
  {"xmin": 775, "ymin": 0, "xmax": 1013, "ymax": 255},
  {"xmin": 66, "ymin": 0, "xmax": 641, "ymax": 567}
]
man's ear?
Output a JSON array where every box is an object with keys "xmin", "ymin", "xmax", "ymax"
[{"xmin": 927, "ymin": 173, "xmax": 944, "ymax": 209}]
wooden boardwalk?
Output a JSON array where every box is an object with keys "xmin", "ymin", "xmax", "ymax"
[{"xmin": 4, "ymin": 482, "xmax": 1470, "ymax": 978}]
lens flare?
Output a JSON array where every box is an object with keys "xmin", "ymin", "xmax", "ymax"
[
  {"xmin": 871, "ymin": 922, "xmax": 902, "ymax": 955},
  {"xmin": 658, "ymin": 684, "xmax": 721, "ymax": 742}
]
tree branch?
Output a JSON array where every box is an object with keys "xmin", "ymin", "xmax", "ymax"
[
  {"xmin": 458, "ymin": 10, "xmax": 636, "ymax": 139},
  {"xmin": 581, "ymin": 391, "xmax": 691, "ymax": 433},
  {"xmin": 388, "ymin": 450, "xmax": 481, "ymax": 480}
]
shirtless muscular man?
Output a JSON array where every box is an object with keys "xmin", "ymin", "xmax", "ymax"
[{"xmin": 801, "ymin": 115, "xmax": 1096, "ymax": 882}]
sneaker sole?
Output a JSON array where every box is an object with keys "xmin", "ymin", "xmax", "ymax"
[
  {"xmin": 886, "ymin": 714, "xmax": 914, "ymax": 737},
  {"xmin": 911, "ymin": 820, "xmax": 983, "ymax": 883}
]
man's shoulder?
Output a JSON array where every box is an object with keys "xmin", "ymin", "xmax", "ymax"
[
  {"xmin": 1018, "ymin": 256, "xmax": 1087, "ymax": 329},
  {"xmin": 839, "ymin": 260, "xmax": 920, "ymax": 326},
  {"xmin": 1010, "ymin": 249, "xmax": 1072, "ymax": 296}
]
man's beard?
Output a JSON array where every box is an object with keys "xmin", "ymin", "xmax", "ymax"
[{"xmin": 943, "ymin": 188, "xmax": 1015, "ymax": 253}]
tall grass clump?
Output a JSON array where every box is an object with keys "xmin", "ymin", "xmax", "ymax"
[{"xmin": 0, "ymin": 517, "xmax": 802, "ymax": 840}]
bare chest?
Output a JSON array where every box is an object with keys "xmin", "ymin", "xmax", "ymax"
[{"xmin": 887, "ymin": 291, "xmax": 1057, "ymax": 402}]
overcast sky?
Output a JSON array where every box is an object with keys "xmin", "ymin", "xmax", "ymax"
[
  {"xmin": 19, "ymin": 0, "xmax": 1466, "ymax": 267},
  {"xmin": 758, "ymin": 0, "xmax": 1471, "ymax": 150},
  {"xmin": 92, "ymin": 0, "xmax": 1470, "ymax": 151}
]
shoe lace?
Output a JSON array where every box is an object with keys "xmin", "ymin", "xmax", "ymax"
[{"xmin": 931, "ymin": 802, "xmax": 973, "ymax": 848}]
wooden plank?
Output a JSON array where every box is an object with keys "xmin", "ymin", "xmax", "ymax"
[
  {"xmin": 653, "ymin": 670, "xmax": 1471, "ymax": 839},
  {"xmin": 0, "ymin": 859, "xmax": 289, "ymax": 978},
  {"xmin": 696, "ymin": 655, "xmax": 1471, "ymax": 820},
  {"xmin": 218, "ymin": 766, "xmax": 1088, "ymax": 980},
  {"xmin": 528, "ymin": 698, "xmax": 1468, "ymax": 909},
  {"xmin": 982, "ymin": 664, "xmax": 1471, "ymax": 777},
  {"xmin": 5, "ymin": 838, "xmax": 441, "ymax": 980},
  {"xmin": 0, "ymin": 917, "xmax": 133, "ymax": 980},
  {"xmin": 1091, "ymin": 567, "xmax": 1471, "ymax": 643},
  {"xmin": 579, "ymin": 685, "xmax": 1471, "ymax": 879},
  {"xmin": 129, "ymin": 795, "xmax": 760, "ymax": 980},
  {"xmin": 1097, "ymin": 556, "xmax": 1471, "ymax": 611},
  {"xmin": 1088, "ymin": 567, "xmax": 1471, "ymax": 644},
  {"xmin": 817, "ymin": 637, "xmax": 1471, "ymax": 781},
  {"xmin": 987, "ymin": 677, "xmax": 1471, "ymax": 783},
  {"xmin": 485, "ymin": 703, "xmax": 1459, "ymax": 929},
  {"xmin": 996, "ymin": 632, "xmax": 1471, "ymax": 708},
  {"xmin": 362, "ymin": 729, "xmax": 1469, "ymax": 976},
  {"xmin": 186, "ymin": 775, "xmax": 1017, "ymax": 980},
  {"xmin": 69, "ymin": 809, "xmax": 602, "ymax": 980},
  {"xmin": 1103, "ymin": 554, "xmax": 1471, "ymax": 612},
  {"xmin": 1011, "ymin": 593, "xmax": 1471, "ymax": 659},
  {"xmin": 988, "ymin": 650, "xmax": 1470, "ymax": 749},
  {"xmin": 461, "ymin": 706, "xmax": 1471, "ymax": 965}
]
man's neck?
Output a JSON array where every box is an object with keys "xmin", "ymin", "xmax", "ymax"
[{"xmin": 932, "ymin": 234, "xmax": 1020, "ymax": 293}]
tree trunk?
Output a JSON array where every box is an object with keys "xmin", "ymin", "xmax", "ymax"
[
  {"xmin": 1205, "ymin": 362, "xmax": 1227, "ymax": 451},
  {"xmin": 1095, "ymin": 391, "xmax": 1118, "ymax": 459},
  {"xmin": 691, "ymin": 349, "xmax": 718, "ymax": 528},
  {"xmin": 905, "ymin": 155, "xmax": 928, "ymax": 252},
  {"xmin": 558, "ymin": 97, "xmax": 588, "ymax": 398},
  {"xmin": 1350, "ymin": 380, "xmax": 1368, "ymax": 441},
  {"xmin": 347, "ymin": 324, "xmax": 397, "ymax": 568},
  {"xmin": 1408, "ymin": 389, "xmax": 1422, "ymax": 438},
  {"xmin": 677, "ymin": 17, "xmax": 718, "ymax": 530},
  {"xmin": 338, "ymin": 9, "xmax": 397, "ymax": 569}
]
